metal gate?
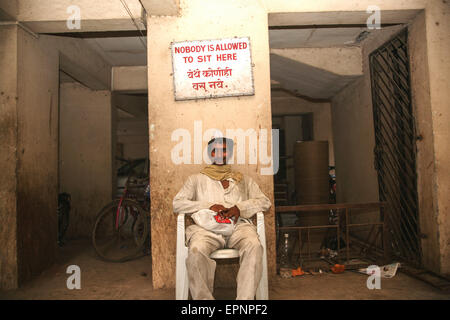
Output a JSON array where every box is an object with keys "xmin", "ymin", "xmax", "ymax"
[{"xmin": 369, "ymin": 29, "xmax": 422, "ymax": 267}]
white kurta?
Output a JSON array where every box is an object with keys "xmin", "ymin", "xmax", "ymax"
[{"xmin": 172, "ymin": 173, "xmax": 271, "ymax": 221}]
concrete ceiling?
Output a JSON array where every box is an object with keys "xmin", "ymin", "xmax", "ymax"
[
  {"xmin": 267, "ymin": 10, "xmax": 420, "ymax": 99},
  {"xmin": 269, "ymin": 27, "xmax": 367, "ymax": 100},
  {"xmin": 269, "ymin": 27, "xmax": 368, "ymax": 48},
  {"xmin": 78, "ymin": 26, "xmax": 397, "ymax": 100},
  {"xmin": 270, "ymin": 53, "xmax": 360, "ymax": 100},
  {"xmin": 268, "ymin": 25, "xmax": 401, "ymax": 99},
  {"xmin": 83, "ymin": 28, "xmax": 367, "ymax": 66},
  {"xmin": 3, "ymin": 0, "xmax": 178, "ymax": 33},
  {"xmin": 59, "ymin": 71, "xmax": 78, "ymax": 83},
  {"xmin": 74, "ymin": 10, "xmax": 415, "ymax": 100},
  {"xmin": 0, "ymin": 10, "xmax": 14, "ymax": 21},
  {"xmin": 84, "ymin": 37, "xmax": 147, "ymax": 66},
  {"xmin": 268, "ymin": 10, "xmax": 420, "ymax": 27},
  {"xmin": 114, "ymin": 94, "xmax": 148, "ymax": 119},
  {"xmin": 80, "ymin": 28, "xmax": 370, "ymax": 99}
]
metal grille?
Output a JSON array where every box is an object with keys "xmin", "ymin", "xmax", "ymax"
[{"xmin": 369, "ymin": 29, "xmax": 422, "ymax": 267}]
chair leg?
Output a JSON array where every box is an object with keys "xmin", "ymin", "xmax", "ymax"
[
  {"xmin": 256, "ymin": 245, "xmax": 269, "ymax": 300},
  {"xmin": 176, "ymin": 213, "xmax": 190, "ymax": 300},
  {"xmin": 176, "ymin": 248, "xmax": 189, "ymax": 300},
  {"xmin": 256, "ymin": 212, "xmax": 269, "ymax": 300}
]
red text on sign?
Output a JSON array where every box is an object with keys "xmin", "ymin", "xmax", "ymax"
[
  {"xmin": 216, "ymin": 53, "xmax": 237, "ymax": 62},
  {"xmin": 197, "ymin": 55, "xmax": 212, "ymax": 63}
]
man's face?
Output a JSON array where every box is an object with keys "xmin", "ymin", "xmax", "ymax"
[{"xmin": 210, "ymin": 142, "xmax": 228, "ymax": 165}]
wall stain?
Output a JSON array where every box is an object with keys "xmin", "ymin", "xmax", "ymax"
[{"xmin": 48, "ymin": 91, "xmax": 53, "ymax": 136}]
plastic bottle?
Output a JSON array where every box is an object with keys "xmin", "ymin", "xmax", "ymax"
[
  {"xmin": 144, "ymin": 184, "xmax": 150, "ymax": 199},
  {"xmin": 279, "ymin": 233, "xmax": 291, "ymax": 278}
]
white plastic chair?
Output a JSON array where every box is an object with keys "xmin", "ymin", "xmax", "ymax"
[{"xmin": 176, "ymin": 212, "xmax": 269, "ymax": 300}]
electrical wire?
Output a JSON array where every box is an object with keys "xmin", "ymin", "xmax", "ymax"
[
  {"xmin": 119, "ymin": 0, "xmax": 147, "ymax": 50},
  {"xmin": 138, "ymin": 0, "xmax": 148, "ymax": 15}
]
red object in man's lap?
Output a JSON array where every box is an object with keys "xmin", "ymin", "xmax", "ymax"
[{"xmin": 214, "ymin": 214, "xmax": 232, "ymax": 224}]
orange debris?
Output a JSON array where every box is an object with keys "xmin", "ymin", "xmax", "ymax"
[
  {"xmin": 292, "ymin": 267, "xmax": 305, "ymax": 277},
  {"xmin": 331, "ymin": 264, "xmax": 345, "ymax": 274}
]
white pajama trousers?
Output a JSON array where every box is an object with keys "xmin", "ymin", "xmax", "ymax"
[{"xmin": 185, "ymin": 222, "xmax": 263, "ymax": 300}]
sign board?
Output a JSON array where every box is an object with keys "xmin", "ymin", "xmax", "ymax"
[{"xmin": 171, "ymin": 37, "xmax": 254, "ymax": 100}]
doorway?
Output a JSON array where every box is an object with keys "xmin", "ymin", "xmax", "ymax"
[{"xmin": 268, "ymin": 11, "xmax": 424, "ymax": 272}]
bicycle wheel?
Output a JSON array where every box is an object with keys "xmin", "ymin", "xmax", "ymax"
[{"xmin": 92, "ymin": 199, "xmax": 148, "ymax": 262}]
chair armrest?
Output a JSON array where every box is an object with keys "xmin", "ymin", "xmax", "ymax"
[
  {"xmin": 256, "ymin": 212, "xmax": 265, "ymax": 240},
  {"xmin": 177, "ymin": 213, "xmax": 186, "ymax": 249}
]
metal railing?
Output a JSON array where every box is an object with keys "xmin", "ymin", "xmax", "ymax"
[{"xmin": 276, "ymin": 202, "xmax": 389, "ymax": 266}]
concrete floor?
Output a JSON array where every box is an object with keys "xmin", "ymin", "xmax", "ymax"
[{"xmin": 0, "ymin": 239, "xmax": 449, "ymax": 300}]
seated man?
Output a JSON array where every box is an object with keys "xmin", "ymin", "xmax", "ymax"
[{"xmin": 173, "ymin": 137, "xmax": 271, "ymax": 300}]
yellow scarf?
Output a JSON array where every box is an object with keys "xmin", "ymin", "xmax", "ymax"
[{"xmin": 200, "ymin": 165, "xmax": 243, "ymax": 183}]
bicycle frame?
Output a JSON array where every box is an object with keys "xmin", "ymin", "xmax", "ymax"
[
  {"xmin": 115, "ymin": 188, "xmax": 127, "ymax": 230},
  {"xmin": 114, "ymin": 178, "xmax": 149, "ymax": 230}
]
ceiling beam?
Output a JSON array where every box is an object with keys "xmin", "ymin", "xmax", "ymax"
[
  {"xmin": 55, "ymin": 35, "xmax": 112, "ymax": 90},
  {"xmin": 112, "ymin": 66, "xmax": 147, "ymax": 93},
  {"xmin": 271, "ymin": 87, "xmax": 331, "ymax": 103},
  {"xmin": 8, "ymin": 0, "xmax": 179, "ymax": 34},
  {"xmin": 0, "ymin": 3, "xmax": 17, "ymax": 21},
  {"xmin": 269, "ymin": 23, "xmax": 400, "ymax": 30},
  {"xmin": 12, "ymin": 0, "xmax": 145, "ymax": 33},
  {"xmin": 43, "ymin": 30, "xmax": 146, "ymax": 38},
  {"xmin": 113, "ymin": 93, "xmax": 148, "ymax": 118},
  {"xmin": 139, "ymin": 0, "xmax": 179, "ymax": 16},
  {"xmin": 268, "ymin": 10, "xmax": 421, "ymax": 26}
]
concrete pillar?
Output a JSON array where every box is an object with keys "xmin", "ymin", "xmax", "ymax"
[
  {"xmin": 0, "ymin": 25, "xmax": 19, "ymax": 290},
  {"xmin": 112, "ymin": 66, "xmax": 147, "ymax": 93},
  {"xmin": 15, "ymin": 27, "xmax": 60, "ymax": 286},
  {"xmin": 423, "ymin": 2, "xmax": 450, "ymax": 275},
  {"xmin": 0, "ymin": 24, "xmax": 113, "ymax": 288},
  {"xmin": 147, "ymin": 0, "xmax": 275, "ymax": 290},
  {"xmin": 409, "ymin": 11, "xmax": 441, "ymax": 275},
  {"xmin": 0, "ymin": 25, "xmax": 60, "ymax": 288}
]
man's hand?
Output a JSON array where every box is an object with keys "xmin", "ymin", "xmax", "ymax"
[
  {"xmin": 209, "ymin": 204, "xmax": 228, "ymax": 215},
  {"xmin": 223, "ymin": 205, "xmax": 240, "ymax": 223}
]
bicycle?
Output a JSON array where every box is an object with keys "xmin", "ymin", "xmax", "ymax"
[{"xmin": 92, "ymin": 174, "xmax": 150, "ymax": 262}]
